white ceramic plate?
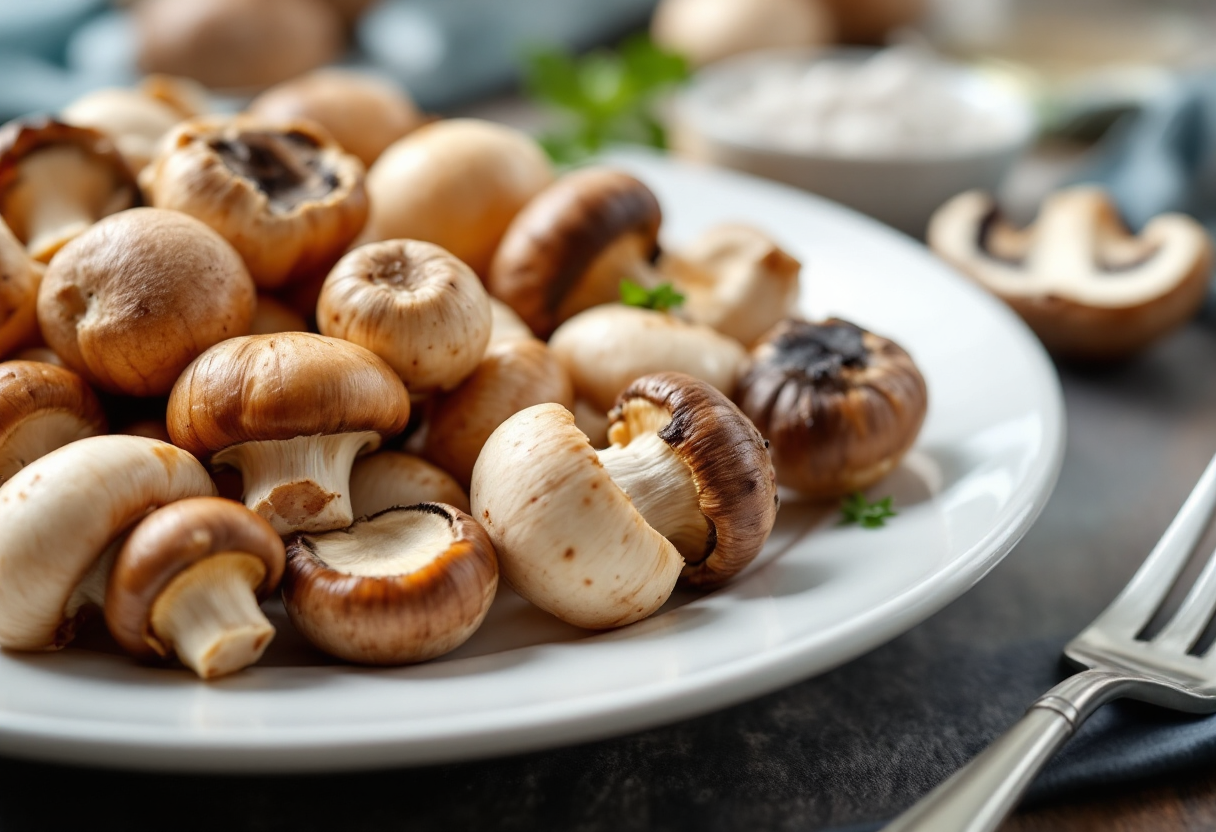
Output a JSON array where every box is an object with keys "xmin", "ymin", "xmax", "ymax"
[{"xmin": 0, "ymin": 152, "xmax": 1065, "ymax": 772}]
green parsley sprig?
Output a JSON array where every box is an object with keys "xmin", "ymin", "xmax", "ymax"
[
  {"xmin": 619, "ymin": 279, "xmax": 685, "ymax": 312},
  {"xmin": 839, "ymin": 493, "xmax": 897, "ymax": 529}
]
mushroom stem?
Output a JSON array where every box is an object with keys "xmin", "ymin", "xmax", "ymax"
[
  {"xmin": 148, "ymin": 552, "xmax": 273, "ymax": 679},
  {"xmin": 61, "ymin": 534, "xmax": 122, "ymax": 626},
  {"xmin": 597, "ymin": 433, "xmax": 708, "ymax": 559},
  {"xmin": 213, "ymin": 430, "xmax": 381, "ymax": 534},
  {"xmin": 0, "ymin": 411, "xmax": 104, "ymax": 483}
]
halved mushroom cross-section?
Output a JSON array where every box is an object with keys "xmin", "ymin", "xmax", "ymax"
[{"xmin": 928, "ymin": 186, "xmax": 1214, "ymax": 359}]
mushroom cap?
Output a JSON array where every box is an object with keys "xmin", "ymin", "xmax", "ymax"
[
  {"xmin": 135, "ymin": 0, "xmax": 344, "ymax": 91},
  {"xmin": 104, "ymin": 496, "xmax": 285, "ymax": 659},
  {"xmin": 0, "ymin": 434, "xmax": 216, "ymax": 650},
  {"xmin": 651, "ymin": 0, "xmax": 835, "ymax": 67},
  {"xmin": 317, "ymin": 239, "xmax": 492, "ymax": 393},
  {"xmin": 0, "ymin": 217, "xmax": 41, "ymax": 358},
  {"xmin": 349, "ymin": 451, "xmax": 470, "ymax": 516},
  {"xmin": 362, "ymin": 119, "xmax": 554, "ymax": 276},
  {"xmin": 609, "ymin": 372, "xmax": 778, "ymax": 586},
  {"xmin": 0, "ymin": 117, "xmax": 140, "ymax": 262},
  {"xmin": 488, "ymin": 168, "xmax": 662, "ymax": 339},
  {"xmin": 470, "ymin": 403, "xmax": 683, "ymax": 629},
  {"xmin": 928, "ymin": 187, "xmax": 1214, "ymax": 360},
  {"xmin": 248, "ymin": 69, "xmax": 425, "ymax": 168},
  {"xmin": 425, "ymin": 337, "xmax": 574, "ymax": 488},
  {"xmin": 736, "ymin": 318, "xmax": 928, "ymax": 499},
  {"xmin": 167, "ymin": 332, "xmax": 410, "ymax": 458},
  {"xmin": 249, "ymin": 293, "xmax": 308, "ymax": 335},
  {"xmin": 60, "ymin": 87, "xmax": 187, "ymax": 175},
  {"xmin": 142, "ymin": 115, "xmax": 369, "ymax": 290},
  {"xmin": 283, "ymin": 503, "xmax": 498, "ymax": 664},
  {"xmin": 548, "ymin": 304, "xmax": 748, "ymax": 413},
  {"xmin": 488, "ymin": 296, "xmax": 533, "ymax": 345},
  {"xmin": 37, "ymin": 207, "xmax": 257, "ymax": 397},
  {"xmin": 0, "ymin": 360, "xmax": 107, "ymax": 481}
]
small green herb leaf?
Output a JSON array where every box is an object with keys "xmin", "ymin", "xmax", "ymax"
[
  {"xmin": 620, "ymin": 279, "xmax": 685, "ymax": 312},
  {"xmin": 839, "ymin": 493, "xmax": 897, "ymax": 529}
]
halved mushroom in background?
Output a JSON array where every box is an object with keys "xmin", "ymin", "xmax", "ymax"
[{"xmin": 0, "ymin": 360, "xmax": 106, "ymax": 483}]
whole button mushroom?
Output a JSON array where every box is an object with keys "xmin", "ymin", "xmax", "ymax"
[
  {"xmin": 349, "ymin": 451, "xmax": 470, "ymax": 516},
  {"xmin": 488, "ymin": 168, "xmax": 663, "ymax": 339},
  {"xmin": 248, "ymin": 69, "xmax": 425, "ymax": 169},
  {"xmin": 282, "ymin": 503, "xmax": 498, "ymax": 664},
  {"xmin": 0, "ymin": 218, "xmax": 41, "ymax": 358},
  {"xmin": 548, "ymin": 304, "xmax": 748, "ymax": 413},
  {"xmin": 736, "ymin": 318, "xmax": 928, "ymax": 499},
  {"xmin": 37, "ymin": 208, "xmax": 257, "ymax": 397},
  {"xmin": 142, "ymin": 116, "xmax": 368, "ymax": 291},
  {"xmin": 471, "ymin": 373, "xmax": 778, "ymax": 628},
  {"xmin": 0, "ymin": 435, "xmax": 216, "ymax": 651},
  {"xmin": 105, "ymin": 497, "xmax": 285, "ymax": 679},
  {"xmin": 928, "ymin": 187, "xmax": 1214, "ymax": 360},
  {"xmin": 0, "ymin": 117, "xmax": 139, "ymax": 263},
  {"xmin": 166, "ymin": 333, "xmax": 411, "ymax": 535},
  {"xmin": 0, "ymin": 360, "xmax": 106, "ymax": 483},
  {"xmin": 317, "ymin": 240, "xmax": 492, "ymax": 394},
  {"xmin": 362, "ymin": 119, "xmax": 554, "ymax": 277}
]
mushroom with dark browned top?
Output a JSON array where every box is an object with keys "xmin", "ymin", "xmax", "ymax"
[{"xmin": 0, "ymin": 360, "xmax": 106, "ymax": 483}]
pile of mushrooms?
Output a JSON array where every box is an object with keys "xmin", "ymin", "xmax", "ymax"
[{"xmin": 0, "ymin": 62, "xmax": 933, "ymax": 683}]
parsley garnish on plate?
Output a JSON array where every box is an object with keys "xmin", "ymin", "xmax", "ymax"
[
  {"xmin": 839, "ymin": 493, "xmax": 897, "ymax": 529},
  {"xmin": 619, "ymin": 279, "xmax": 685, "ymax": 312}
]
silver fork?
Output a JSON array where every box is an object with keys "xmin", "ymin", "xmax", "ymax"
[{"xmin": 885, "ymin": 452, "xmax": 1216, "ymax": 832}]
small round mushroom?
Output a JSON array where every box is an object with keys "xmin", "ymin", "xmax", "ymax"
[
  {"xmin": 488, "ymin": 297, "xmax": 533, "ymax": 345},
  {"xmin": 661, "ymin": 224, "xmax": 802, "ymax": 346},
  {"xmin": 37, "ymin": 207, "xmax": 256, "ymax": 397},
  {"xmin": 651, "ymin": 0, "xmax": 835, "ymax": 68},
  {"xmin": 317, "ymin": 240, "xmax": 491, "ymax": 394},
  {"xmin": 349, "ymin": 451, "xmax": 469, "ymax": 516},
  {"xmin": 488, "ymin": 168, "xmax": 663, "ymax": 339},
  {"xmin": 142, "ymin": 115, "xmax": 368, "ymax": 291},
  {"xmin": 548, "ymin": 304, "xmax": 748, "ymax": 413},
  {"xmin": 105, "ymin": 497, "xmax": 285, "ymax": 679},
  {"xmin": 167, "ymin": 333, "xmax": 411, "ymax": 535},
  {"xmin": 0, "ymin": 117, "xmax": 139, "ymax": 263},
  {"xmin": 0, "ymin": 434, "xmax": 216, "ymax": 650},
  {"xmin": 248, "ymin": 69, "xmax": 425, "ymax": 168},
  {"xmin": 135, "ymin": 0, "xmax": 343, "ymax": 91},
  {"xmin": 0, "ymin": 217, "xmax": 41, "ymax": 359},
  {"xmin": 362, "ymin": 119, "xmax": 554, "ymax": 276},
  {"xmin": 424, "ymin": 337, "xmax": 574, "ymax": 488},
  {"xmin": 0, "ymin": 360, "xmax": 106, "ymax": 483},
  {"xmin": 736, "ymin": 318, "xmax": 928, "ymax": 499},
  {"xmin": 250, "ymin": 294, "xmax": 308, "ymax": 335},
  {"xmin": 282, "ymin": 503, "xmax": 498, "ymax": 664},
  {"xmin": 928, "ymin": 187, "xmax": 1214, "ymax": 360}
]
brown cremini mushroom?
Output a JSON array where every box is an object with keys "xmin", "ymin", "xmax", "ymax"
[
  {"xmin": 37, "ymin": 207, "xmax": 256, "ymax": 397},
  {"xmin": 317, "ymin": 240, "xmax": 491, "ymax": 394},
  {"xmin": 105, "ymin": 497, "xmax": 285, "ymax": 679},
  {"xmin": 0, "ymin": 360, "xmax": 106, "ymax": 482},
  {"xmin": 248, "ymin": 69, "xmax": 425, "ymax": 169},
  {"xmin": 0, "ymin": 218, "xmax": 41, "ymax": 358},
  {"xmin": 928, "ymin": 187, "xmax": 1214, "ymax": 360},
  {"xmin": 349, "ymin": 451, "xmax": 469, "ymax": 516},
  {"xmin": 0, "ymin": 435, "xmax": 216, "ymax": 650},
  {"xmin": 167, "ymin": 333, "xmax": 410, "ymax": 535},
  {"xmin": 0, "ymin": 117, "xmax": 139, "ymax": 262},
  {"xmin": 283, "ymin": 503, "xmax": 498, "ymax": 664},
  {"xmin": 736, "ymin": 318, "xmax": 928, "ymax": 499},
  {"xmin": 142, "ymin": 116, "xmax": 368, "ymax": 291},
  {"xmin": 488, "ymin": 168, "xmax": 663, "ymax": 339},
  {"xmin": 361, "ymin": 119, "xmax": 553, "ymax": 276}
]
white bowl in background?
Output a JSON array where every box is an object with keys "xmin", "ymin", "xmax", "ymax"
[{"xmin": 669, "ymin": 47, "xmax": 1037, "ymax": 237}]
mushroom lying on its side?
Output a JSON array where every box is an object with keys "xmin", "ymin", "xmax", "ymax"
[
  {"xmin": 283, "ymin": 503, "xmax": 498, "ymax": 664},
  {"xmin": 0, "ymin": 435, "xmax": 216, "ymax": 651},
  {"xmin": 105, "ymin": 497, "xmax": 285, "ymax": 679},
  {"xmin": 0, "ymin": 360, "xmax": 106, "ymax": 483}
]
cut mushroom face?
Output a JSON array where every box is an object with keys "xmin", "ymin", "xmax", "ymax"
[
  {"xmin": 349, "ymin": 451, "xmax": 470, "ymax": 516},
  {"xmin": 0, "ymin": 117, "xmax": 139, "ymax": 263},
  {"xmin": 548, "ymin": 304, "xmax": 748, "ymax": 413},
  {"xmin": 317, "ymin": 240, "xmax": 492, "ymax": 394},
  {"xmin": 361, "ymin": 119, "xmax": 553, "ymax": 277},
  {"xmin": 0, "ymin": 360, "xmax": 107, "ymax": 483},
  {"xmin": 736, "ymin": 317, "xmax": 928, "ymax": 499},
  {"xmin": 282, "ymin": 503, "xmax": 498, "ymax": 664},
  {"xmin": 0, "ymin": 435, "xmax": 216, "ymax": 650},
  {"xmin": 488, "ymin": 168, "xmax": 664, "ymax": 338},
  {"xmin": 660, "ymin": 223, "xmax": 801, "ymax": 346},
  {"xmin": 927, "ymin": 187, "xmax": 1214, "ymax": 359},
  {"xmin": 0, "ymin": 217, "xmax": 41, "ymax": 359},
  {"xmin": 167, "ymin": 333, "xmax": 411, "ymax": 535},
  {"xmin": 142, "ymin": 115, "xmax": 368, "ymax": 291},
  {"xmin": 424, "ymin": 337, "xmax": 574, "ymax": 488},
  {"xmin": 105, "ymin": 497, "xmax": 285, "ymax": 679},
  {"xmin": 37, "ymin": 207, "xmax": 257, "ymax": 397}
]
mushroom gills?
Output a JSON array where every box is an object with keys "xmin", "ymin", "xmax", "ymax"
[
  {"xmin": 0, "ymin": 410, "xmax": 102, "ymax": 483},
  {"xmin": 304, "ymin": 506, "xmax": 455, "ymax": 577},
  {"xmin": 147, "ymin": 551, "xmax": 273, "ymax": 679},
  {"xmin": 210, "ymin": 130, "xmax": 340, "ymax": 213},
  {"xmin": 213, "ymin": 430, "xmax": 381, "ymax": 535}
]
